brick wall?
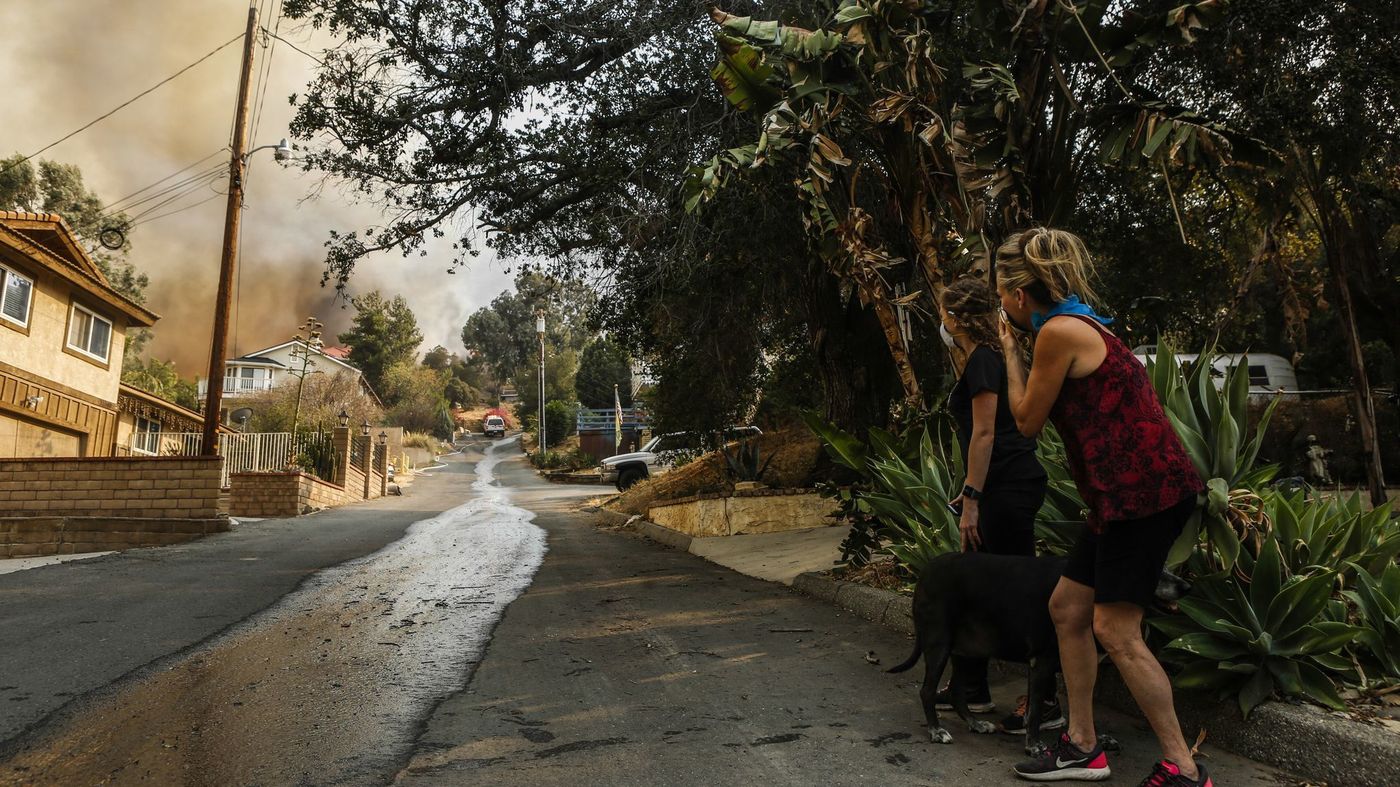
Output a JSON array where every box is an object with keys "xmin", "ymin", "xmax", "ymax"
[
  {"xmin": 228, "ymin": 471, "xmax": 361, "ymax": 518},
  {"xmin": 303, "ymin": 473, "xmax": 357, "ymax": 510},
  {"xmin": 1, "ymin": 516, "xmax": 229, "ymax": 559},
  {"xmin": 346, "ymin": 465, "xmax": 366, "ymax": 500},
  {"xmin": 0, "ymin": 456, "xmax": 222, "ymax": 519}
]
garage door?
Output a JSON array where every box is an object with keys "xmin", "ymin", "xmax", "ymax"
[{"xmin": 0, "ymin": 413, "xmax": 83, "ymax": 458}]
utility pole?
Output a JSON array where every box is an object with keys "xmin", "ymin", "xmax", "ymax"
[
  {"xmin": 200, "ymin": 6, "xmax": 258, "ymax": 457},
  {"xmin": 536, "ymin": 312, "xmax": 546, "ymax": 455}
]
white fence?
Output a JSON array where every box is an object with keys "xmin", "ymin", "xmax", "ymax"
[{"xmin": 127, "ymin": 432, "xmax": 319, "ymax": 488}]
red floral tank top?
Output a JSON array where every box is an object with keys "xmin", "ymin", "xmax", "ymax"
[{"xmin": 1048, "ymin": 315, "xmax": 1203, "ymax": 532}]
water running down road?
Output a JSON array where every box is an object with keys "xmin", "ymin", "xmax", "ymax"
[{"xmin": 2, "ymin": 439, "xmax": 551, "ymax": 786}]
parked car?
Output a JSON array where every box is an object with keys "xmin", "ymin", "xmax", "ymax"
[
  {"xmin": 484, "ymin": 415, "xmax": 507, "ymax": 438},
  {"xmin": 601, "ymin": 426, "xmax": 762, "ymax": 491}
]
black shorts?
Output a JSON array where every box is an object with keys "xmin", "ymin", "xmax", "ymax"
[{"xmin": 1062, "ymin": 495, "xmax": 1195, "ymax": 608}]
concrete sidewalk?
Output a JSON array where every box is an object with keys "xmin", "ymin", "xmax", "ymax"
[
  {"xmin": 687, "ymin": 525, "xmax": 847, "ymax": 585},
  {"xmin": 597, "ymin": 506, "xmax": 848, "ymax": 586}
]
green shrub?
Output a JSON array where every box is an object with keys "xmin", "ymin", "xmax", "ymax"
[
  {"xmin": 544, "ymin": 400, "xmax": 577, "ymax": 442},
  {"xmin": 531, "ymin": 447, "xmax": 597, "ymax": 471}
]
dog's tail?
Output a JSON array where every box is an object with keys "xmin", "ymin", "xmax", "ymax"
[{"xmin": 886, "ymin": 627, "xmax": 922, "ymax": 673}]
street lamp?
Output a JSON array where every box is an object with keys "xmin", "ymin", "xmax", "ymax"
[
  {"xmin": 536, "ymin": 311, "xmax": 546, "ymax": 454},
  {"xmin": 361, "ymin": 420, "xmax": 371, "ymax": 437},
  {"xmin": 378, "ymin": 431, "xmax": 387, "ymax": 446},
  {"xmin": 338, "ymin": 409, "xmax": 350, "ymax": 429}
]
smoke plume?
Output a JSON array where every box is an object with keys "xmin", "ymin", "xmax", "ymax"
[{"xmin": 0, "ymin": 0, "xmax": 513, "ymax": 378}]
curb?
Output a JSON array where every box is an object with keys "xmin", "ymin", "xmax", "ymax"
[
  {"xmin": 790, "ymin": 570, "xmax": 1399, "ymax": 787},
  {"xmin": 1095, "ymin": 666, "xmax": 1400, "ymax": 787},
  {"xmin": 591, "ymin": 507, "xmax": 693, "ymax": 551}
]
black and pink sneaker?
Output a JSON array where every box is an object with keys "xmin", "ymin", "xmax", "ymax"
[
  {"xmin": 1013, "ymin": 733, "xmax": 1110, "ymax": 781},
  {"xmin": 1139, "ymin": 760, "xmax": 1212, "ymax": 787}
]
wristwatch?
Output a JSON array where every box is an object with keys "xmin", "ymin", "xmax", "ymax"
[{"xmin": 962, "ymin": 484, "xmax": 983, "ymax": 501}]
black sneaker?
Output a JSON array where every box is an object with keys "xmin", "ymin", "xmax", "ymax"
[
  {"xmin": 933, "ymin": 684, "xmax": 995, "ymax": 713},
  {"xmin": 1002, "ymin": 694, "xmax": 1067, "ymax": 734},
  {"xmin": 1013, "ymin": 733, "xmax": 1110, "ymax": 781},
  {"xmin": 1138, "ymin": 760, "xmax": 1212, "ymax": 787}
]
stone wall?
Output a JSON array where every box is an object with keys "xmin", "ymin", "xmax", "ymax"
[
  {"xmin": 0, "ymin": 516, "xmax": 229, "ymax": 558},
  {"xmin": 0, "ymin": 456, "xmax": 222, "ymax": 518},
  {"xmin": 648, "ymin": 490, "xmax": 835, "ymax": 538}
]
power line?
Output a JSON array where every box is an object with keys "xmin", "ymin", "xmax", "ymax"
[
  {"xmin": 106, "ymin": 163, "xmax": 228, "ymax": 218},
  {"xmin": 126, "ymin": 171, "xmax": 227, "ymax": 223},
  {"xmin": 99, "ymin": 148, "xmax": 229, "ymax": 213},
  {"xmin": 129, "ymin": 192, "xmax": 226, "ymax": 228},
  {"xmin": 249, "ymin": 0, "xmax": 285, "ymax": 149},
  {"xmin": 0, "ymin": 32, "xmax": 245, "ymax": 178}
]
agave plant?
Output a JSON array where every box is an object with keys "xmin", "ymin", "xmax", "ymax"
[
  {"xmin": 802, "ymin": 412, "xmax": 962, "ymax": 576},
  {"xmin": 862, "ymin": 428, "xmax": 962, "ymax": 577},
  {"xmin": 1034, "ymin": 426, "xmax": 1088, "ymax": 556},
  {"xmin": 1146, "ymin": 340, "xmax": 1282, "ymax": 570},
  {"xmin": 720, "ymin": 437, "xmax": 776, "ymax": 484},
  {"xmin": 1260, "ymin": 490, "xmax": 1400, "ymax": 582},
  {"xmin": 1342, "ymin": 562, "xmax": 1400, "ymax": 687},
  {"xmin": 1150, "ymin": 537, "xmax": 1361, "ymax": 717}
]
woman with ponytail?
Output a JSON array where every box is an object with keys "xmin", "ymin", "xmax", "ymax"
[
  {"xmin": 995, "ymin": 228, "xmax": 1209, "ymax": 787},
  {"xmin": 933, "ymin": 278, "xmax": 1051, "ymax": 732}
]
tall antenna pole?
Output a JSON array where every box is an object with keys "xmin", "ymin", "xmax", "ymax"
[{"xmin": 201, "ymin": 6, "xmax": 258, "ymax": 456}]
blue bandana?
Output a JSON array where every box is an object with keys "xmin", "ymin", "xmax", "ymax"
[{"xmin": 1031, "ymin": 294, "xmax": 1114, "ymax": 332}]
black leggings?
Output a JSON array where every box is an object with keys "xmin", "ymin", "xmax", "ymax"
[
  {"xmin": 974, "ymin": 481, "xmax": 1044, "ymax": 557},
  {"xmin": 955, "ymin": 480, "xmax": 1045, "ymax": 698}
]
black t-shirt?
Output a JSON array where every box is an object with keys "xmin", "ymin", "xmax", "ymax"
[{"xmin": 948, "ymin": 346, "xmax": 1046, "ymax": 489}]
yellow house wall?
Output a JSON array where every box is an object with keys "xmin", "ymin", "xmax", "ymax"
[{"xmin": 0, "ymin": 252, "xmax": 126, "ymax": 405}]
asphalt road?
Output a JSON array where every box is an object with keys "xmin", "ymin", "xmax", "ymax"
[
  {"xmin": 394, "ymin": 456, "xmax": 1294, "ymax": 787},
  {"xmin": 0, "ymin": 442, "xmax": 1295, "ymax": 786},
  {"xmin": 0, "ymin": 440, "xmax": 484, "ymax": 747}
]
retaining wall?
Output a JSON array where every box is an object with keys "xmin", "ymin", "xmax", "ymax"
[
  {"xmin": 647, "ymin": 489, "xmax": 834, "ymax": 537},
  {"xmin": 0, "ymin": 516, "xmax": 229, "ymax": 558},
  {"xmin": 0, "ymin": 456, "xmax": 222, "ymax": 519}
]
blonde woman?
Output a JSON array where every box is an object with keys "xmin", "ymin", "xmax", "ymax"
[
  {"xmin": 995, "ymin": 228, "xmax": 1208, "ymax": 787},
  {"xmin": 935, "ymin": 278, "xmax": 1052, "ymax": 732}
]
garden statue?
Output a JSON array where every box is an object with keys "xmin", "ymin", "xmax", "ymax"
[{"xmin": 1304, "ymin": 434, "xmax": 1334, "ymax": 486}]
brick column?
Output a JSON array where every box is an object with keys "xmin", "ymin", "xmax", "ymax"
[
  {"xmin": 376, "ymin": 444, "xmax": 389, "ymax": 497},
  {"xmin": 332, "ymin": 426, "xmax": 351, "ymax": 488},
  {"xmin": 361, "ymin": 435, "xmax": 373, "ymax": 499}
]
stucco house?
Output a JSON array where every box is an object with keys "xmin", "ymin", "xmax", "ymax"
[
  {"xmin": 0, "ymin": 211, "xmax": 159, "ymax": 458},
  {"xmin": 196, "ymin": 339, "xmax": 381, "ymax": 416}
]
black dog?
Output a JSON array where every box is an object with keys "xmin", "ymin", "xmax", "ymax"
[
  {"xmin": 889, "ymin": 552, "xmax": 1067, "ymax": 753},
  {"xmin": 889, "ymin": 553, "xmax": 1195, "ymax": 754}
]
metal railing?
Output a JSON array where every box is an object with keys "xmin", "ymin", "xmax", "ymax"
[
  {"xmin": 575, "ymin": 407, "xmax": 648, "ymax": 432},
  {"xmin": 127, "ymin": 431, "xmax": 336, "ymax": 488}
]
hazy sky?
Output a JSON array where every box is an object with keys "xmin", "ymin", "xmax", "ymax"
[{"xmin": 0, "ymin": 0, "xmax": 515, "ymax": 376}]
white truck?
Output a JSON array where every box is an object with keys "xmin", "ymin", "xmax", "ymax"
[
  {"xmin": 483, "ymin": 415, "xmax": 507, "ymax": 438},
  {"xmin": 601, "ymin": 427, "xmax": 761, "ymax": 491}
]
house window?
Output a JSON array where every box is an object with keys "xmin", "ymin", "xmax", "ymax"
[
  {"xmin": 67, "ymin": 303, "xmax": 113, "ymax": 362},
  {"xmin": 1, "ymin": 264, "xmax": 33, "ymax": 327},
  {"xmin": 132, "ymin": 416, "xmax": 161, "ymax": 455}
]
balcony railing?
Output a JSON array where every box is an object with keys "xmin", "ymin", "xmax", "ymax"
[{"xmin": 196, "ymin": 379, "xmax": 278, "ymax": 398}]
